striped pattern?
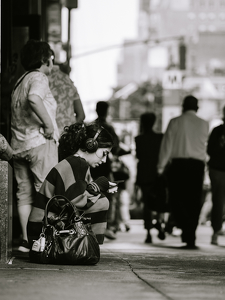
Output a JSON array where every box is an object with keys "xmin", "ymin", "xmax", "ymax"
[{"xmin": 27, "ymin": 155, "xmax": 109, "ymax": 245}]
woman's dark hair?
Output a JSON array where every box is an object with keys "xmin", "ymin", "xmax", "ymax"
[
  {"xmin": 20, "ymin": 40, "xmax": 52, "ymax": 70},
  {"xmin": 59, "ymin": 122, "xmax": 114, "ymax": 160},
  {"xmin": 140, "ymin": 112, "xmax": 156, "ymax": 134}
]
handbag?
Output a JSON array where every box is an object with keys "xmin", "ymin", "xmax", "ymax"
[{"xmin": 30, "ymin": 195, "xmax": 100, "ymax": 265}]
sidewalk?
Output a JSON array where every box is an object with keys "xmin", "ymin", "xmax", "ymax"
[{"xmin": 0, "ymin": 220, "xmax": 225, "ymax": 300}]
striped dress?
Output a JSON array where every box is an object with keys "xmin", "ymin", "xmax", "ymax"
[{"xmin": 27, "ymin": 155, "xmax": 109, "ymax": 245}]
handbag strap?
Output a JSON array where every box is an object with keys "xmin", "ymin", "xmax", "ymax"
[
  {"xmin": 12, "ymin": 69, "xmax": 40, "ymax": 94},
  {"xmin": 44, "ymin": 195, "xmax": 80, "ymax": 227}
]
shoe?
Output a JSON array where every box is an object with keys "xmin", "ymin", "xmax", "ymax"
[
  {"xmin": 18, "ymin": 240, "xmax": 30, "ymax": 252},
  {"xmin": 180, "ymin": 244, "xmax": 198, "ymax": 250},
  {"xmin": 153, "ymin": 221, "xmax": 166, "ymax": 240},
  {"xmin": 125, "ymin": 224, "xmax": 130, "ymax": 232},
  {"xmin": 105, "ymin": 229, "xmax": 117, "ymax": 240},
  {"xmin": 145, "ymin": 234, "xmax": 152, "ymax": 243},
  {"xmin": 211, "ymin": 233, "xmax": 218, "ymax": 245},
  {"xmin": 157, "ymin": 230, "xmax": 166, "ymax": 240}
]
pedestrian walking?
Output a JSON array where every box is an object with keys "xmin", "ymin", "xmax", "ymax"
[
  {"xmin": 111, "ymin": 156, "xmax": 131, "ymax": 232},
  {"xmin": 90, "ymin": 101, "xmax": 120, "ymax": 240},
  {"xmin": 157, "ymin": 95, "xmax": 209, "ymax": 249},
  {"xmin": 207, "ymin": 105, "xmax": 225, "ymax": 245},
  {"xmin": 11, "ymin": 40, "xmax": 59, "ymax": 252},
  {"xmin": 135, "ymin": 112, "xmax": 165, "ymax": 243}
]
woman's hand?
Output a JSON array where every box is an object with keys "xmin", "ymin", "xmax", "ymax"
[
  {"xmin": 43, "ymin": 125, "xmax": 54, "ymax": 139},
  {"xmin": 39, "ymin": 126, "xmax": 54, "ymax": 140},
  {"xmin": 28, "ymin": 94, "xmax": 54, "ymax": 139},
  {"xmin": 107, "ymin": 181, "xmax": 118, "ymax": 194}
]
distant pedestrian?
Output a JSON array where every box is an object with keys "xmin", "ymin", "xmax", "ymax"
[
  {"xmin": 135, "ymin": 112, "xmax": 165, "ymax": 243},
  {"xmin": 207, "ymin": 105, "xmax": 225, "ymax": 245},
  {"xmin": 11, "ymin": 40, "xmax": 59, "ymax": 252},
  {"xmin": 111, "ymin": 156, "xmax": 131, "ymax": 232},
  {"xmin": 90, "ymin": 101, "xmax": 120, "ymax": 240},
  {"xmin": 157, "ymin": 95, "xmax": 209, "ymax": 249}
]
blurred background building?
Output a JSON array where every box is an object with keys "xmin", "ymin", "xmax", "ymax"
[{"xmin": 112, "ymin": 0, "xmax": 225, "ymax": 134}]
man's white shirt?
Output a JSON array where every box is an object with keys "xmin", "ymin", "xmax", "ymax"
[{"xmin": 157, "ymin": 110, "xmax": 209, "ymax": 173}]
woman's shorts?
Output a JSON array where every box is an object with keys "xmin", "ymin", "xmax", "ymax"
[{"xmin": 13, "ymin": 140, "xmax": 58, "ymax": 206}]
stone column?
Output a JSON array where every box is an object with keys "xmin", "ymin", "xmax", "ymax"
[
  {"xmin": 0, "ymin": 161, "xmax": 13, "ymax": 263},
  {"xmin": 0, "ymin": 134, "xmax": 13, "ymax": 263}
]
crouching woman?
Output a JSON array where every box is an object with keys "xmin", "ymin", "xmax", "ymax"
[{"xmin": 27, "ymin": 122, "xmax": 117, "ymax": 246}]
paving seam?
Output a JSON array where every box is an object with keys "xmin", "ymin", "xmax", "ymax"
[{"xmin": 104, "ymin": 249, "xmax": 175, "ymax": 300}]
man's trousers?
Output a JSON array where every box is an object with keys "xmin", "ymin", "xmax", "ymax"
[{"xmin": 168, "ymin": 158, "xmax": 205, "ymax": 246}]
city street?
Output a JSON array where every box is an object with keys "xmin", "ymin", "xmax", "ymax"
[
  {"xmin": 0, "ymin": 220, "xmax": 225, "ymax": 300},
  {"xmin": 1, "ymin": 2, "xmax": 225, "ymax": 300}
]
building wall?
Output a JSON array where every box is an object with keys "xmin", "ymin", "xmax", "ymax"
[
  {"xmin": 115, "ymin": 0, "xmax": 225, "ymax": 127},
  {"xmin": 148, "ymin": 0, "xmax": 225, "ymax": 74}
]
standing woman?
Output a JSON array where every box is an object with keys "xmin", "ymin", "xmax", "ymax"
[
  {"xmin": 28, "ymin": 122, "xmax": 117, "ymax": 246},
  {"xmin": 11, "ymin": 40, "xmax": 59, "ymax": 252},
  {"xmin": 135, "ymin": 113, "xmax": 164, "ymax": 243}
]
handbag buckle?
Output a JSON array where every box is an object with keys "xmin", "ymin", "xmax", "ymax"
[{"xmin": 55, "ymin": 229, "xmax": 75, "ymax": 236}]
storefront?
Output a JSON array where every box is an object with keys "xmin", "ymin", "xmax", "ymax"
[{"xmin": 1, "ymin": 0, "xmax": 78, "ymax": 141}]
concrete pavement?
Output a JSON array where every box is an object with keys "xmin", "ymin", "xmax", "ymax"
[{"xmin": 0, "ymin": 220, "xmax": 225, "ymax": 300}]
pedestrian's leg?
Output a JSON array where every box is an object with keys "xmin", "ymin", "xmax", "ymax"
[
  {"xmin": 119, "ymin": 189, "xmax": 131, "ymax": 231},
  {"xmin": 104, "ymin": 193, "xmax": 117, "ymax": 239},
  {"xmin": 84, "ymin": 195, "xmax": 109, "ymax": 244},
  {"xmin": 209, "ymin": 169, "xmax": 225, "ymax": 245},
  {"xmin": 13, "ymin": 156, "xmax": 34, "ymax": 251},
  {"xmin": 141, "ymin": 186, "xmax": 153, "ymax": 243},
  {"xmin": 167, "ymin": 162, "xmax": 185, "ymax": 239},
  {"xmin": 17, "ymin": 205, "xmax": 32, "ymax": 241},
  {"xmin": 181, "ymin": 160, "xmax": 204, "ymax": 247},
  {"xmin": 26, "ymin": 141, "xmax": 58, "ymax": 249}
]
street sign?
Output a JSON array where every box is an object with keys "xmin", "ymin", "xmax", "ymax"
[{"xmin": 162, "ymin": 70, "xmax": 183, "ymax": 89}]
